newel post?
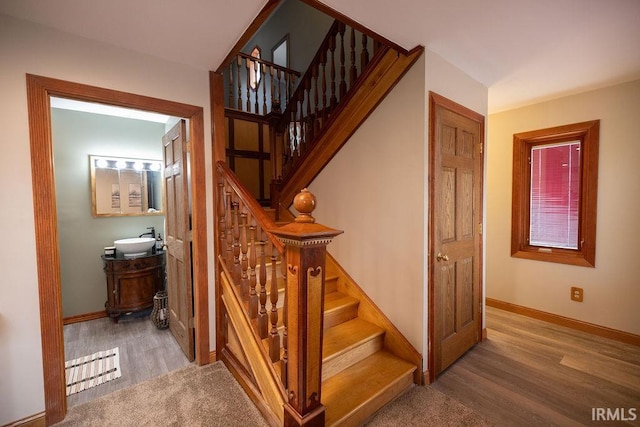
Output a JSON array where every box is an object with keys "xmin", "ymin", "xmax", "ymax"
[{"xmin": 271, "ymin": 189, "xmax": 343, "ymax": 427}]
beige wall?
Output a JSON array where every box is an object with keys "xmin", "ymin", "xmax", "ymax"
[
  {"xmin": 0, "ymin": 14, "xmax": 213, "ymax": 424},
  {"xmin": 486, "ymin": 79, "xmax": 640, "ymax": 335},
  {"xmin": 310, "ymin": 50, "xmax": 488, "ymax": 363},
  {"xmin": 310, "ymin": 54, "xmax": 427, "ymax": 354}
]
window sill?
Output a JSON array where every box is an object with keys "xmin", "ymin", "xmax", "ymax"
[{"xmin": 511, "ymin": 247, "xmax": 595, "ymax": 268}]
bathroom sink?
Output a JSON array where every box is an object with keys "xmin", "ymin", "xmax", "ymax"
[{"xmin": 114, "ymin": 237, "xmax": 155, "ymax": 256}]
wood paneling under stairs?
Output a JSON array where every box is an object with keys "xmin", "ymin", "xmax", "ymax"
[{"xmin": 432, "ymin": 306, "xmax": 640, "ymax": 426}]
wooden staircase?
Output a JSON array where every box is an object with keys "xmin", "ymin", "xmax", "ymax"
[
  {"xmin": 217, "ymin": 164, "xmax": 420, "ymax": 426},
  {"xmin": 214, "ymin": 10, "xmax": 424, "ymax": 426},
  {"xmin": 319, "ymin": 267, "xmax": 417, "ymax": 426}
]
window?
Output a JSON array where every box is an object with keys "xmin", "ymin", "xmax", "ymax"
[
  {"xmin": 249, "ymin": 46, "xmax": 261, "ymax": 90},
  {"xmin": 511, "ymin": 120, "xmax": 599, "ymax": 267}
]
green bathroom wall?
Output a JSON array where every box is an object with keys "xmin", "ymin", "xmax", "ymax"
[{"xmin": 51, "ymin": 108, "xmax": 166, "ymax": 318}]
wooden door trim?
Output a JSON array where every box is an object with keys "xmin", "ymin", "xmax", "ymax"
[
  {"xmin": 427, "ymin": 91, "xmax": 484, "ymax": 383},
  {"xmin": 26, "ymin": 74, "xmax": 209, "ymax": 425}
]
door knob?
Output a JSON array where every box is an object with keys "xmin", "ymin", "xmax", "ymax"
[{"xmin": 437, "ymin": 252, "xmax": 449, "ymax": 262}]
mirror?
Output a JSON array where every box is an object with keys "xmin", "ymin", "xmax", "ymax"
[{"xmin": 90, "ymin": 155, "xmax": 163, "ymax": 217}]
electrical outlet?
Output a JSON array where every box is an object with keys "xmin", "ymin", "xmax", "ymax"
[{"xmin": 571, "ymin": 286, "xmax": 583, "ymax": 302}]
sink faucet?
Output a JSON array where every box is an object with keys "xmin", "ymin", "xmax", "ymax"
[{"xmin": 139, "ymin": 227, "xmax": 156, "ymax": 238}]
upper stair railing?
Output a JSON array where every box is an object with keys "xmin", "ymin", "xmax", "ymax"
[
  {"xmin": 224, "ymin": 53, "xmax": 300, "ymax": 115},
  {"xmin": 278, "ymin": 20, "xmax": 386, "ymax": 180}
]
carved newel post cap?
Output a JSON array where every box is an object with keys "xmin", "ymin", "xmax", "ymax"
[{"xmin": 293, "ymin": 188, "xmax": 316, "ymax": 223}]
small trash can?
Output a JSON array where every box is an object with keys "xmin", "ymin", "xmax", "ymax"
[{"xmin": 151, "ymin": 290, "xmax": 169, "ymax": 329}]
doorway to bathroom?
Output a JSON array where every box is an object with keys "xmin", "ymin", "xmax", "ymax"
[
  {"xmin": 50, "ymin": 98, "xmax": 193, "ymax": 406},
  {"xmin": 27, "ymin": 74, "xmax": 209, "ymax": 423}
]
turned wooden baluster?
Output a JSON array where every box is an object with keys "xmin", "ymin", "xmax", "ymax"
[
  {"xmin": 248, "ymin": 216, "xmax": 258, "ymax": 318},
  {"xmin": 314, "ymin": 61, "xmax": 320, "ymax": 135},
  {"xmin": 321, "ymin": 50, "xmax": 327, "ymax": 127},
  {"xmin": 291, "ymin": 100, "xmax": 299, "ymax": 162},
  {"xmin": 350, "ymin": 27, "xmax": 357, "ymax": 86},
  {"xmin": 225, "ymin": 189, "xmax": 234, "ymax": 268},
  {"xmin": 232, "ymin": 198, "xmax": 241, "ymax": 280},
  {"xmin": 217, "ymin": 178, "xmax": 227, "ymax": 264},
  {"xmin": 254, "ymin": 60, "xmax": 260, "ymax": 114},
  {"xmin": 236, "ymin": 56, "xmax": 242, "ymax": 110},
  {"xmin": 329, "ymin": 30, "xmax": 338, "ymax": 111},
  {"xmin": 281, "ymin": 252, "xmax": 288, "ymax": 388},
  {"xmin": 289, "ymin": 99, "xmax": 296, "ymax": 169},
  {"xmin": 311, "ymin": 63, "xmax": 318, "ymax": 141},
  {"xmin": 361, "ymin": 33, "xmax": 370, "ymax": 69},
  {"xmin": 295, "ymin": 95, "xmax": 302, "ymax": 159},
  {"xmin": 305, "ymin": 78, "xmax": 312, "ymax": 143},
  {"xmin": 270, "ymin": 66, "xmax": 277, "ymax": 113},
  {"xmin": 289, "ymin": 75, "xmax": 297, "ymax": 107},
  {"xmin": 245, "ymin": 58, "xmax": 252, "ymax": 112},
  {"xmin": 258, "ymin": 230, "xmax": 268, "ymax": 338},
  {"xmin": 339, "ymin": 23, "xmax": 347, "ymax": 99},
  {"xmin": 262, "ymin": 63, "xmax": 268, "ymax": 114},
  {"xmin": 240, "ymin": 209, "xmax": 249, "ymax": 298},
  {"xmin": 282, "ymin": 118, "xmax": 291, "ymax": 175},
  {"xmin": 268, "ymin": 241, "xmax": 280, "ymax": 362},
  {"xmin": 272, "ymin": 189, "xmax": 343, "ymax": 427},
  {"xmin": 228, "ymin": 63, "xmax": 234, "ymax": 109}
]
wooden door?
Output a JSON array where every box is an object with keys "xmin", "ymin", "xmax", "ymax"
[
  {"xmin": 163, "ymin": 120, "xmax": 195, "ymax": 361},
  {"xmin": 429, "ymin": 92, "xmax": 484, "ymax": 378}
]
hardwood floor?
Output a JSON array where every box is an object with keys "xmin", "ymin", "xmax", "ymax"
[
  {"xmin": 432, "ymin": 306, "xmax": 640, "ymax": 426},
  {"xmin": 63, "ymin": 314, "xmax": 191, "ymax": 407}
]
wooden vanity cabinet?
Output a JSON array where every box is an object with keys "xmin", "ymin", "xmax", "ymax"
[{"xmin": 103, "ymin": 251, "xmax": 165, "ymax": 322}]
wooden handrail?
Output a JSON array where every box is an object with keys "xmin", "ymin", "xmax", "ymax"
[
  {"xmin": 275, "ymin": 20, "xmax": 386, "ymax": 184},
  {"xmin": 236, "ymin": 52, "xmax": 301, "ymax": 79},
  {"xmin": 276, "ymin": 46, "xmax": 422, "ymax": 210},
  {"xmin": 225, "ymin": 53, "xmax": 300, "ymax": 115}
]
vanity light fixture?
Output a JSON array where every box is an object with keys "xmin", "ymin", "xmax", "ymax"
[
  {"xmin": 133, "ymin": 161, "xmax": 144, "ymax": 171},
  {"xmin": 115, "ymin": 159, "xmax": 127, "ymax": 169},
  {"xmin": 96, "ymin": 158, "xmax": 109, "ymax": 168},
  {"xmin": 150, "ymin": 162, "xmax": 161, "ymax": 172}
]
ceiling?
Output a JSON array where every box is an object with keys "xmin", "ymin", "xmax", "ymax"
[{"xmin": 2, "ymin": 0, "xmax": 639, "ymax": 113}]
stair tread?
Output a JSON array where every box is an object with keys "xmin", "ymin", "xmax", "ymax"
[
  {"xmin": 324, "ymin": 291, "xmax": 358, "ymax": 313},
  {"xmin": 323, "ymin": 318, "xmax": 384, "ymax": 362},
  {"xmin": 322, "ymin": 351, "xmax": 417, "ymax": 426}
]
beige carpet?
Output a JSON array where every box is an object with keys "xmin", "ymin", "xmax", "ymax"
[
  {"xmin": 55, "ymin": 361, "xmax": 490, "ymax": 426},
  {"xmin": 56, "ymin": 362, "xmax": 268, "ymax": 427},
  {"xmin": 364, "ymin": 386, "xmax": 492, "ymax": 426}
]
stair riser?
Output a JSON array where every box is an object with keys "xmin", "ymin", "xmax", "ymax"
[
  {"xmin": 325, "ymin": 276, "xmax": 338, "ymax": 293},
  {"xmin": 324, "ymin": 303, "xmax": 358, "ymax": 330},
  {"xmin": 323, "ymin": 334, "xmax": 383, "ymax": 381},
  {"xmin": 331, "ymin": 372, "xmax": 414, "ymax": 427}
]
